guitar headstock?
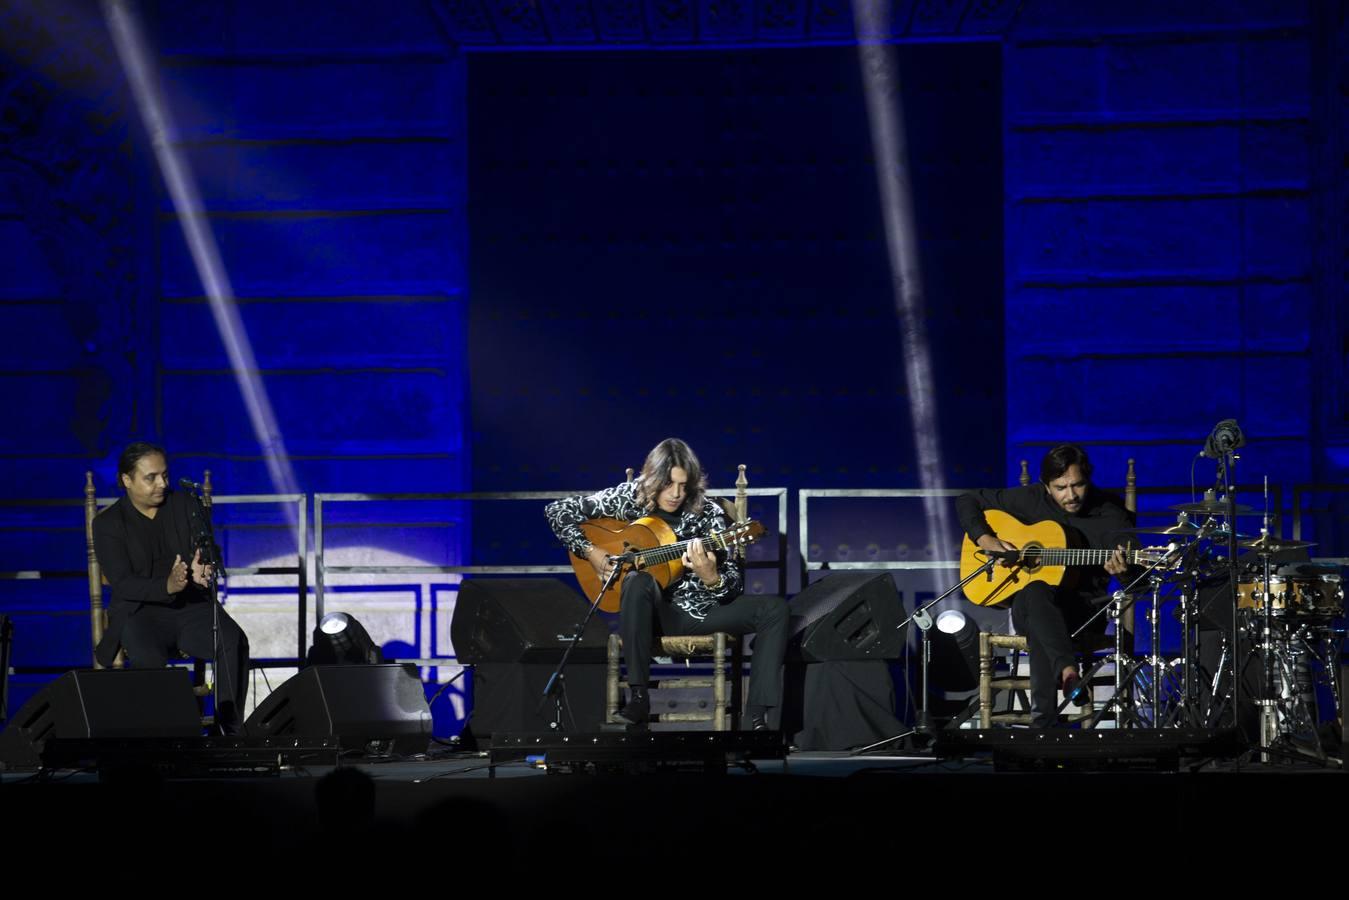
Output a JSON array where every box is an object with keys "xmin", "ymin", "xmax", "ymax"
[
  {"xmin": 719, "ymin": 519, "xmax": 766, "ymax": 548},
  {"xmin": 1135, "ymin": 545, "xmax": 1178, "ymax": 568}
]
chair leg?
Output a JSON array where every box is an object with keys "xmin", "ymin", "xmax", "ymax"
[
  {"xmin": 712, "ymin": 632, "xmax": 727, "ymax": 732},
  {"xmin": 730, "ymin": 636, "xmax": 744, "ymax": 731},
  {"xmin": 979, "ymin": 631, "xmax": 993, "ymax": 729},
  {"xmin": 606, "ymin": 633, "xmax": 621, "ymax": 723}
]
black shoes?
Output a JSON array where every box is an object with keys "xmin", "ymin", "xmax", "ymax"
[
  {"xmin": 750, "ymin": 713, "xmax": 770, "ymax": 731},
  {"xmin": 614, "ymin": 688, "xmax": 650, "ymax": 726}
]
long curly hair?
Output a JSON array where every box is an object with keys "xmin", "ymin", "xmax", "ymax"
[{"xmin": 635, "ymin": 437, "xmax": 708, "ymax": 513}]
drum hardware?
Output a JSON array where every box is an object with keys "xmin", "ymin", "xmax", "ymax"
[
  {"xmin": 1075, "ymin": 542, "xmax": 1192, "ymax": 729},
  {"xmin": 1169, "ymin": 498, "xmax": 1258, "ymax": 517}
]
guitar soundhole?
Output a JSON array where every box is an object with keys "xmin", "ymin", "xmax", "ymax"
[{"xmin": 1022, "ymin": 543, "xmax": 1042, "ymax": 573}]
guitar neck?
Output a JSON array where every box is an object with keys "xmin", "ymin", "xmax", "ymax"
[
  {"xmin": 1018, "ymin": 548, "xmax": 1144, "ymax": 566},
  {"xmin": 634, "ymin": 532, "xmax": 727, "ymax": 566}
]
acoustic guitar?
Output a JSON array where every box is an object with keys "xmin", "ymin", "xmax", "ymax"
[
  {"xmin": 960, "ymin": 510, "xmax": 1170, "ymax": 607},
  {"xmin": 569, "ymin": 517, "xmax": 765, "ymax": 612}
]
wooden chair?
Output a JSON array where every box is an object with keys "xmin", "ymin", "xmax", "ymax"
[
  {"xmin": 977, "ymin": 458, "xmax": 1137, "ymax": 728},
  {"xmin": 86, "ymin": 470, "xmax": 212, "ymax": 699},
  {"xmin": 604, "ymin": 466, "xmax": 750, "ymax": 731}
]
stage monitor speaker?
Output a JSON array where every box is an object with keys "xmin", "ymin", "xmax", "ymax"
[
  {"xmin": 785, "ymin": 572, "xmax": 907, "ymax": 662},
  {"xmin": 452, "ymin": 578, "xmax": 609, "ymax": 664},
  {"xmin": 0, "ymin": 668, "xmax": 202, "ymax": 770},
  {"xmin": 245, "ymin": 664, "xmax": 431, "ymax": 756},
  {"xmin": 465, "ymin": 661, "xmax": 606, "ymax": 744}
]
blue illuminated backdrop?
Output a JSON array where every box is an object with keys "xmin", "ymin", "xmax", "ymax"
[{"xmin": 1, "ymin": 0, "xmax": 1344, "ymax": 725}]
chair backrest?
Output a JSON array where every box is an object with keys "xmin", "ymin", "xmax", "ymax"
[
  {"xmin": 84, "ymin": 471, "xmax": 103, "ymax": 666},
  {"xmin": 85, "ymin": 468, "xmax": 213, "ymax": 668}
]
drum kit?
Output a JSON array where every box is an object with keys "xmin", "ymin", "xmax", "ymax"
[{"xmin": 1075, "ymin": 486, "xmax": 1343, "ymax": 765}]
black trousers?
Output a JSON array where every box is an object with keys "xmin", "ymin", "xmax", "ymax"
[
  {"xmin": 619, "ymin": 572, "xmax": 788, "ymax": 710},
  {"xmin": 120, "ymin": 598, "xmax": 250, "ymax": 729},
  {"xmin": 1011, "ymin": 582, "xmax": 1098, "ymax": 728}
]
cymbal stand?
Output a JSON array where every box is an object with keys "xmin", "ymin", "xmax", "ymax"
[
  {"xmin": 1073, "ymin": 589, "xmax": 1147, "ymax": 729},
  {"xmin": 1254, "ymin": 542, "xmax": 1279, "ymax": 760},
  {"xmin": 1076, "ymin": 542, "xmax": 1184, "ymax": 728},
  {"xmin": 1101, "ymin": 572, "xmax": 1171, "ymax": 728},
  {"xmin": 1162, "ymin": 538, "xmax": 1212, "ymax": 727}
]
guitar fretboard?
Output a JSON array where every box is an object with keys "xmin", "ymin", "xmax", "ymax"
[
  {"xmin": 1012, "ymin": 548, "xmax": 1153, "ymax": 566},
  {"xmin": 635, "ymin": 532, "xmax": 731, "ymax": 566}
]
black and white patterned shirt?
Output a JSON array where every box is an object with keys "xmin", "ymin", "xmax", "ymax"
[{"xmin": 545, "ymin": 480, "xmax": 743, "ymax": 620}]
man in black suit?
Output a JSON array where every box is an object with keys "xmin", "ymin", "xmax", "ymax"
[{"xmin": 93, "ymin": 442, "xmax": 250, "ymax": 732}]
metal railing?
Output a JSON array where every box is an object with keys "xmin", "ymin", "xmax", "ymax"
[
  {"xmin": 4, "ymin": 476, "xmax": 1342, "ymax": 678},
  {"xmin": 211, "ymin": 493, "xmax": 308, "ymax": 662},
  {"xmin": 1293, "ymin": 483, "xmax": 1349, "ymax": 566},
  {"xmin": 798, "ymin": 488, "xmax": 970, "ymax": 581}
]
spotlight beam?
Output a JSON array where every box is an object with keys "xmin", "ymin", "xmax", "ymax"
[
  {"xmin": 853, "ymin": 7, "xmax": 957, "ymax": 592},
  {"xmin": 103, "ymin": 0, "xmax": 300, "ymax": 515}
]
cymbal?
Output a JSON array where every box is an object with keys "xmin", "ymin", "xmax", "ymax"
[
  {"xmin": 1238, "ymin": 534, "xmax": 1316, "ymax": 553},
  {"xmin": 1131, "ymin": 523, "xmax": 1204, "ymax": 537},
  {"xmin": 1131, "ymin": 523, "xmax": 1249, "ymax": 539},
  {"xmin": 1168, "ymin": 500, "xmax": 1258, "ymax": 516}
]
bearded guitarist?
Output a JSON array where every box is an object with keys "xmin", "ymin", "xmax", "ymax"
[
  {"xmin": 544, "ymin": 438, "xmax": 786, "ymax": 730},
  {"xmin": 956, "ymin": 444, "xmax": 1135, "ymax": 727}
]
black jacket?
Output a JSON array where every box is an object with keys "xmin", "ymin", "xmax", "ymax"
[{"xmin": 92, "ymin": 491, "xmax": 215, "ymax": 666}]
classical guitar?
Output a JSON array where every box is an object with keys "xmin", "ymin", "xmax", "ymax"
[
  {"xmin": 569, "ymin": 517, "xmax": 765, "ymax": 613},
  {"xmin": 960, "ymin": 509, "xmax": 1171, "ymax": 607}
]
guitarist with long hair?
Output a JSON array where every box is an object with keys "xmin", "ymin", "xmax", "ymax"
[
  {"xmin": 545, "ymin": 438, "xmax": 787, "ymax": 730},
  {"xmin": 956, "ymin": 444, "xmax": 1134, "ymax": 727}
]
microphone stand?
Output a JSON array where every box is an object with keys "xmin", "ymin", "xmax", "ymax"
[
  {"xmin": 852, "ymin": 554, "xmax": 1000, "ymax": 755},
  {"xmin": 182, "ymin": 486, "xmax": 229, "ymax": 733},
  {"xmin": 538, "ymin": 555, "xmax": 627, "ymax": 732}
]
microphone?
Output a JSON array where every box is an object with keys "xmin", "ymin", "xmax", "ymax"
[
  {"xmin": 1201, "ymin": 418, "xmax": 1245, "ymax": 459},
  {"xmin": 980, "ymin": 549, "xmax": 1021, "ymax": 563},
  {"xmin": 178, "ymin": 478, "xmax": 205, "ymax": 492}
]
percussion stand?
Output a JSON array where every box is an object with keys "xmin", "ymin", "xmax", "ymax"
[{"xmin": 1075, "ymin": 543, "xmax": 1185, "ymax": 729}]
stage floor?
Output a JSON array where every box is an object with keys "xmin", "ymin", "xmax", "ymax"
[{"xmin": 4, "ymin": 735, "xmax": 1342, "ymax": 879}]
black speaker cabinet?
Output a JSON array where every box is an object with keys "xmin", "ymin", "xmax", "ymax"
[
  {"xmin": 785, "ymin": 572, "xmax": 908, "ymax": 661},
  {"xmin": 452, "ymin": 578, "xmax": 609, "ymax": 663},
  {"xmin": 466, "ymin": 661, "xmax": 606, "ymax": 744},
  {"xmin": 245, "ymin": 664, "xmax": 431, "ymax": 755},
  {"xmin": 0, "ymin": 669, "xmax": 202, "ymax": 769}
]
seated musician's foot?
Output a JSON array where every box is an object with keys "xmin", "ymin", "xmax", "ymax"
[
  {"xmin": 614, "ymin": 687, "xmax": 650, "ymax": 726},
  {"xmin": 746, "ymin": 704, "xmax": 774, "ymax": 731}
]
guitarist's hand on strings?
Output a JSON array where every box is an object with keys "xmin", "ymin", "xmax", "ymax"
[
  {"xmin": 682, "ymin": 538, "xmax": 720, "ymax": 587},
  {"xmin": 1104, "ymin": 545, "xmax": 1128, "ymax": 576},
  {"xmin": 976, "ymin": 534, "xmax": 1020, "ymax": 567},
  {"xmin": 586, "ymin": 546, "xmax": 617, "ymax": 581}
]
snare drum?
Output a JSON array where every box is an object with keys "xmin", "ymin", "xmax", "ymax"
[{"xmin": 1237, "ymin": 574, "xmax": 1343, "ymax": 618}]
